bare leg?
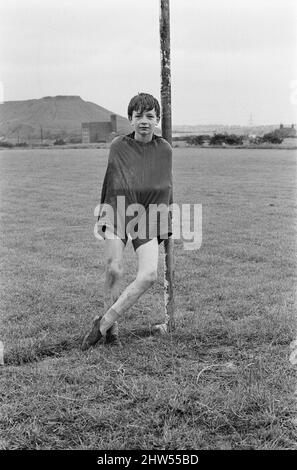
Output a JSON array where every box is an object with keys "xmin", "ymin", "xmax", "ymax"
[
  {"xmin": 81, "ymin": 232, "xmax": 124, "ymax": 350},
  {"xmin": 103, "ymin": 234, "xmax": 124, "ymax": 343},
  {"xmin": 99, "ymin": 238, "xmax": 159, "ymax": 335},
  {"xmin": 82, "ymin": 238, "xmax": 159, "ymax": 350}
]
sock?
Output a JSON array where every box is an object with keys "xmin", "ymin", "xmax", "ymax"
[{"xmin": 99, "ymin": 307, "xmax": 119, "ymax": 336}]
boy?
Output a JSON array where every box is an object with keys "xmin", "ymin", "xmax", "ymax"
[{"xmin": 81, "ymin": 92, "xmax": 172, "ymax": 350}]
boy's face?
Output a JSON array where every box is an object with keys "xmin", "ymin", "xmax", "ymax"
[{"xmin": 129, "ymin": 108, "xmax": 160, "ymax": 141}]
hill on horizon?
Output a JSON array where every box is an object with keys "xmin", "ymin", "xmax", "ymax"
[
  {"xmin": 1, "ymin": 95, "xmax": 292, "ymax": 143},
  {"xmin": 0, "ymin": 95, "xmax": 131, "ymax": 142}
]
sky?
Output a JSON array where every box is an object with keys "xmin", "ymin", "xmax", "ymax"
[{"xmin": 0, "ymin": 0, "xmax": 296, "ymax": 125}]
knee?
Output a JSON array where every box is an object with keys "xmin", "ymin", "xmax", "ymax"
[
  {"xmin": 107, "ymin": 258, "xmax": 123, "ymax": 281},
  {"xmin": 137, "ymin": 269, "xmax": 158, "ymax": 289}
]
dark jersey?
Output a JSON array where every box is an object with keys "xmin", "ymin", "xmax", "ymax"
[{"xmin": 97, "ymin": 132, "xmax": 173, "ymax": 244}]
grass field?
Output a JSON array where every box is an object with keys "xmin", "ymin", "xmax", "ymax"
[{"xmin": 0, "ymin": 147, "xmax": 296, "ymax": 450}]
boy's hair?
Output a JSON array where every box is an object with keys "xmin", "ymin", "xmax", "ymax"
[{"xmin": 128, "ymin": 93, "xmax": 161, "ymax": 119}]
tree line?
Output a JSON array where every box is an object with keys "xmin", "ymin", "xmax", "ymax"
[{"xmin": 173, "ymin": 132, "xmax": 283, "ymax": 146}]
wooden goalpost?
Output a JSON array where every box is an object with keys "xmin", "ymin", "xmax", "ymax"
[{"xmin": 160, "ymin": 0, "xmax": 175, "ymax": 332}]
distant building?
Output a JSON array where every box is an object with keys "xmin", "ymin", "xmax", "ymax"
[
  {"xmin": 82, "ymin": 114, "xmax": 131, "ymax": 143},
  {"xmin": 274, "ymin": 124, "xmax": 296, "ymax": 138},
  {"xmin": 81, "ymin": 114, "xmax": 116, "ymax": 143}
]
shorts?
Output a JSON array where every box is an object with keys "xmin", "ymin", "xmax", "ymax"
[
  {"xmin": 97, "ymin": 202, "xmax": 172, "ymax": 251},
  {"xmin": 98, "ymin": 223, "xmax": 171, "ymax": 251}
]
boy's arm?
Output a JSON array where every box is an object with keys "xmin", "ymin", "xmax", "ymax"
[{"xmin": 99, "ymin": 136, "xmax": 123, "ymax": 205}]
